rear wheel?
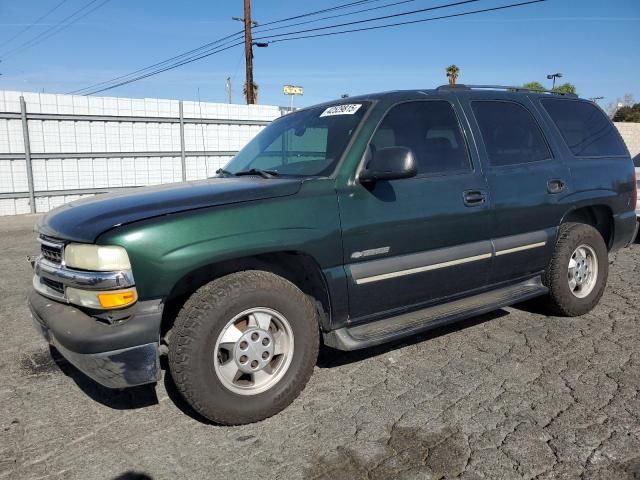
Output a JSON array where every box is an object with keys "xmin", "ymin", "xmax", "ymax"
[
  {"xmin": 168, "ymin": 270, "xmax": 319, "ymax": 425},
  {"xmin": 543, "ymin": 222, "xmax": 608, "ymax": 316}
]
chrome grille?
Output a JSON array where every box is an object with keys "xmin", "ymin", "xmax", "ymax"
[{"xmin": 39, "ymin": 237, "xmax": 64, "ymax": 265}]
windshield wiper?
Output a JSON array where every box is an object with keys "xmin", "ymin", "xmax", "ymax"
[
  {"xmin": 215, "ymin": 168, "xmax": 234, "ymax": 177},
  {"xmin": 234, "ymin": 168, "xmax": 279, "ymax": 179}
]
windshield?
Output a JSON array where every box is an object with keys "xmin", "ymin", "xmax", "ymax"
[{"xmin": 224, "ymin": 102, "xmax": 370, "ymax": 177}]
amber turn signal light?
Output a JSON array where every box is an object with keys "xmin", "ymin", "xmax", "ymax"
[{"xmin": 97, "ymin": 290, "xmax": 137, "ymax": 309}]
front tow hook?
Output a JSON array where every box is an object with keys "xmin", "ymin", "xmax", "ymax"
[{"xmin": 26, "ymin": 255, "xmax": 38, "ymax": 268}]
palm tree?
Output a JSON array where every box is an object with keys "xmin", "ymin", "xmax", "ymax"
[
  {"xmin": 243, "ymin": 82, "xmax": 259, "ymax": 104},
  {"xmin": 446, "ymin": 65, "xmax": 460, "ymax": 85}
]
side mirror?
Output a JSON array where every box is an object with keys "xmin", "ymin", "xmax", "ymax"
[{"xmin": 359, "ymin": 146, "xmax": 417, "ymax": 183}]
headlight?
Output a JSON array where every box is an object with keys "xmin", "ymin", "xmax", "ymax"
[{"xmin": 64, "ymin": 244, "xmax": 131, "ymax": 271}]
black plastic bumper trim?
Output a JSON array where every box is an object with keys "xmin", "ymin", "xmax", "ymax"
[{"xmin": 28, "ymin": 289, "xmax": 163, "ymax": 354}]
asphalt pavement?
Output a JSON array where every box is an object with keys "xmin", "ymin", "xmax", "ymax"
[{"xmin": 1, "ymin": 214, "xmax": 638, "ymax": 479}]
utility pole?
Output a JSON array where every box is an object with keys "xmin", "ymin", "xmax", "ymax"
[
  {"xmin": 226, "ymin": 77, "xmax": 232, "ymax": 104},
  {"xmin": 233, "ymin": 2, "xmax": 267, "ymax": 105},
  {"xmin": 243, "ymin": 0, "xmax": 255, "ymax": 105}
]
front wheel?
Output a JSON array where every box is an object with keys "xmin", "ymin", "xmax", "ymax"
[
  {"xmin": 168, "ymin": 270, "xmax": 319, "ymax": 425},
  {"xmin": 543, "ymin": 222, "xmax": 608, "ymax": 316}
]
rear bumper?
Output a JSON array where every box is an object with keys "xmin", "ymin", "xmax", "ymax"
[{"xmin": 28, "ymin": 290, "xmax": 163, "ymax": 388}]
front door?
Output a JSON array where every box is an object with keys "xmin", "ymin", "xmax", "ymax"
[{"xmin": 337, "ymin": 99, "xmax": 493, "ymax": 322}]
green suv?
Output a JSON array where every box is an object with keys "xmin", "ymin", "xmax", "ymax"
[{"xmin": 29, "ymin": 85, "xmax": 638, "ymax": 424}]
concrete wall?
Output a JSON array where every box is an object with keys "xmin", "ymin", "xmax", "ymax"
[
  {"xmin": 615, "ymin": 122, "xmax": 640, "ymax": 160},
  {"xmin": 0, "ymin": 90, "xmax": 282, "ymax": 216}
]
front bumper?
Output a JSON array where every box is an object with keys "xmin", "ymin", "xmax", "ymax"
[{"xmin": 29, "ymin": 290, "xmax": 163, "ymax": 388}]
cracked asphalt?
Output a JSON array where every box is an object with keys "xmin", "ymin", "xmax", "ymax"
[{"xmin": 1, "ymin": 214, "xmax": 639, "ymax": 480}]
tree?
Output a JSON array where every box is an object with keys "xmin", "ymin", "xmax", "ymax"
[
  {"xmin": 613, "ymin": 103, "xmax": 640, "ymax": 123},
  {"xmin": 446, "ymin": 65, "xmax": 460, "ymax": 85},
  {"xmin": 607, "ymin": 94, "xmax": 636, "ymax": 118},
  {"xmin": 552, "ymin": 83, "xmax": 577, "ymax": 95},
  {"xmin": 243, "ymin": 82, "xmax": 259, "ymax": 103},
  {"xmin": 522, "ymin": 81, "xmax": 578, "ymax": 95},
  {"xmin": 523, "ymin": 81, "xmax": 545, "ymax": 91}
]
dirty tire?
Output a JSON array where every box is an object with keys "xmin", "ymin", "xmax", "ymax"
[
  {"xmin": 543, "ymin": 222, "xmax": 608, "ymax": 316},
  {"xmin": 168, "ymin": 270, "xmax": 319, "ymax": 425}
]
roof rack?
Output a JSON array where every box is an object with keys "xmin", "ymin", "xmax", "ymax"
[{"xmin": 436, "ymin": 84, "xmax": 578, "ymax": 97}]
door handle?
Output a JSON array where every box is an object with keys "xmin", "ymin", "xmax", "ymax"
[
  {"xmin": 547, "ymin": 179, "xmax": 566, "ymax": 194},
  {"xmin": 463, "ymin": 190, "xmax": 486, "ymax": 207}
]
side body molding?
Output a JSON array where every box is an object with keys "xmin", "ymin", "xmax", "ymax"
[{"xmin": 348, "ymin": 229, "xmax": 555, "ymax": 286}]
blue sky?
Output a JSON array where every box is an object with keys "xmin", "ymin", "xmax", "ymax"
[{"xmin": 0, "ymin": 0, "xmax": 638, "ymax": 108}]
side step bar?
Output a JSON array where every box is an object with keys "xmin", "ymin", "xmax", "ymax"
[{"xmin": 323, "ymin": 277, "xmax": 547, "ymax": 351}]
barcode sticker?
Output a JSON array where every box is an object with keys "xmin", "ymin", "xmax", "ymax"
[{"xmin": 320, "ymin": 104, "xmax": 362, "ymax": 117}]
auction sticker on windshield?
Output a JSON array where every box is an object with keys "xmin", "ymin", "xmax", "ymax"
[{"xmin": 320, "ymin": 104, "xmax": 362, "ymax": 117}]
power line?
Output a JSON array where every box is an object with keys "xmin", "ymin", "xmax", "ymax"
[
  {"xmin": 255, "ymin": 0, "xmax": 386, "ymax": 27},
  {"xmin": 0, "ymin": 0, "xmax": 111, "ymax": 60},
  {"xmin": 0, "ymin": 0, "xmax": 70, "ymax": 49},
  {"xmin": 252, "ymin": 0, "xmax": 420, "ymax": 35},
  {"xmin": 75, "ymin": 0, "xmax": 466, "ymax": 95},
  {"xmin": 259, "ymin": 0, "xmax": 545, "ymax": 44},
  {"xmin": 258, "ymin": 0, "xmax": 545, "ymax": 44},
  {"xmin": 71, "ymin": 0, "xmax": 387, "ymax": 95},
  {"xmin": 75, "ymin": 0, "xmax": 458, "ymax": 95},
  {"xmin": 82, "ymin": 41, "xmax": 245, "ymax": 95},
  {"xmin": 68, "ymin": 29, "xmax": 245, "ymax": 94},
  {"xmin": 253, "ymin": 0, "xmax": 484, "ymax": 42},
  {"xmin": 77, "ymin": 0, "xmax": 546, "ymax": 96},
  {"xmin": 7, "ymin": 0, "xmax": 112, "ymax": 59}
]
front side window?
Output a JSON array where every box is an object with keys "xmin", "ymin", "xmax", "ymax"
[
  {"xmin": 541, "ymin": 99, "xmax": 628, "ymax": 157},
  {"xmin": 225, "ymin": 102, "xmax": 369, "ymax": 177},
  {"xmin": 472, "ymin": 101, "xmax": 552, "ymax": 167},
  {"xmin": 369, "ymin": 101, "xmax": 471, "ymax": 175}
]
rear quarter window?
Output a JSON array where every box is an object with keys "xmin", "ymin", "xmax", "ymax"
[{"xmin": 541, "ymin": 99, "xmax": 628, "ymax": 157}]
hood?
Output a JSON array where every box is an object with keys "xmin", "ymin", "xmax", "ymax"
[{"xmin": 37, "ymin": 177, "xmax": 303, "ymax": 243}]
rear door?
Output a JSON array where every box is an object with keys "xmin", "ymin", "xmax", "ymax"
[
  {"xmin": 462, "ymin": 96, "xmax": 570, "ymax": 285},
  {"xmin": 337, "ymin": 98, "xmax": 493, "ymax": 322}
]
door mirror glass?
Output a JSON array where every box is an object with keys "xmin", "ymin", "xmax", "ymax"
[{"xmin": 359, "ymin": 146, "xmax": 417, "ymax": 183}]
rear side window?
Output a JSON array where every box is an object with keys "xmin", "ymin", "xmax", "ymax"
[
  {"xmin": 370, "ymin": 100, "xmax": 471, "ymax": 175},
  {"xmin": 541, "ymin": 99, "xmax": 628, "ymax": 157},
  {"xmin": 472, "ymin": 101, "xmax": 551, "ymax": 167}
]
